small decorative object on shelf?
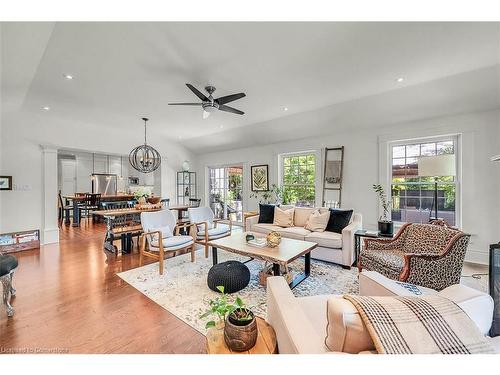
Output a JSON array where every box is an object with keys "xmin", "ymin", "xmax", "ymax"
[
  {"xmin": 245, "ymin": 233, "xmax": 255, "ymax": 242},
  {"xmin": 201, "ymin": 286, "xmax": 258, "ymax": 352},
  {"xmin": 177, "ymin": 171, "xmax": 196, "ymax": 205},
  {"xmin": 372, "ymin": 184, "xmax": 394, "ymax": 236},
  {"xmin": 266, "ymin": 231, "xmax": 282, "ymax": 247}
]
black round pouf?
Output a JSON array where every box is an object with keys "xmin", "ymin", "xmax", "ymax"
[{"xmin": 207, "ymin": 261, "xmax": 250, "ymax": 293}]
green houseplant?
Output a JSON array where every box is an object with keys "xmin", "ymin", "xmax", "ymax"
[
  {"xmin": 372, "ymin": 184, "xmax": 394, "ymax": 236},
  {"xmin": 201, "ymin": 286, "xmax": 257, "ymax": 351}
]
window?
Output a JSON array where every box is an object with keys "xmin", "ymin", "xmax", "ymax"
[
  {"xmin": 281, "ymin": 153, "xmax": 316, "ymax": 207},
  {"xmin": 390, "ymin": 137, "xmax": 458, "ymax": 226}
]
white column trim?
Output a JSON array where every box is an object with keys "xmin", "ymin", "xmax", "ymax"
[{"xmin": 41, "ymin": 145, "xmax": 59, "ymax": 244}]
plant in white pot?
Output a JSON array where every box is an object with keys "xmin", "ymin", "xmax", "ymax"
[{"xmin": 372, "ymin": 184, "xmax": 394, "ymax": 236}]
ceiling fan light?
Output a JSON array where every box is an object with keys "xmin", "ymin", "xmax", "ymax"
[{"xmin": 203, "ymin": 110, "xmax": 210, "ymax": 119}]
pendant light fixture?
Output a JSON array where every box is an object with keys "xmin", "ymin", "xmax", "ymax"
[{"xmin": 129, "ymin": 117, "xmax": 161, "ymax": 173}]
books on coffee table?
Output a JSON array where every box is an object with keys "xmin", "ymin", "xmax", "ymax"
[{"xmin": 247, "ymin": 238, "xmax": 267, "ymax": 248}]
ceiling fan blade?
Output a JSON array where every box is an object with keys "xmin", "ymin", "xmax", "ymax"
[
  {"xmin": 218, "ymin": 104, "xmax": 244, "ymax": 115},
  {"xmin": 168, "ymin": 103, "xmax": 201, "ymax": 105},
  {"xmin": 186, "ymin": 83, "xmax": 209, "ymax": 101},
  {"xmin": 215, "ymin": 93, "xmax": 246, "ymax": 105}
]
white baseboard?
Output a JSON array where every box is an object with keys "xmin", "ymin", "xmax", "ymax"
[
  {"xmin": 465, "ymin": 248, "xmax": 489, "ymax": 265},
  {"xmin": 42, "ymin": 228, "xmax": 60, "ymax": 245}
]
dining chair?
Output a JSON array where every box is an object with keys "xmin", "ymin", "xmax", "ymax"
[
  {"xmin": 139, "ymin": 210, "xmax": 196, "ymax": 275},
  {"xmin": 82, "ymin": 193, "xmax": 102, "ymax": 223},
  {"xmin": 57, "ymin": 191, "xmax": 73, "ymax": 225}
]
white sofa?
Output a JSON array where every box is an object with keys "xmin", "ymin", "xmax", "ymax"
[
  {"xmin": 245, "ymin": 206, "xmax": 362, "ymax": 268},
  {"xmin": 266, "ymin": 271, "xmax": 500, "ymax": 354}
]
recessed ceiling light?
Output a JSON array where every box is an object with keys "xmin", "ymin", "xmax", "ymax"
[
  {"xmin": 63, "ymin": 74, "xmax": 74, "ymax": 80},
  {"xmin": 178, "ymin": 135, "xmax": 183, "ymax": 140},
  {"xmin": 284, "ymin": 107, "xmax": 288, "ymax": 111},
  {"xmin": 42, "ymin": 106, "xmax": 50, "ymax": 111},
  {"xmin": 397, "ymin": 77, "xmax": 404, "ymax": 83},
  {"xmin": 220, "ymin": 125, "xmax": 224, "ymax": 129}
]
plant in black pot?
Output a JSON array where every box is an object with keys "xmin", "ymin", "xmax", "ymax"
[
  {"xmin": 201, "ymin": 286, "xmax": 258, "ymax": 352},
  {"xmin": 372, "ymin": 184, "xmax": 394, "ymax": 236}
]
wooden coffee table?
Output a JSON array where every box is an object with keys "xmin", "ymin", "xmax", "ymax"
[
  {"xmin": 206, "ymin": 317, "xmax": 278, "ymax": 354},
  {"xmin": 207, "ymin": 232, "xmax": 317, "ymax": 289}
]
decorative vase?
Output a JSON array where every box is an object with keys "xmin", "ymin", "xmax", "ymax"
[
  {"xmin": 378, "ymin": 221, "xmax": 394, "ymax": 236},
  {"xmin": 266, "ymin": 231, "xmax": 281, "ymax": 247},
  {"xmin": 245, "ymin": 233, "xmax": 255, "ymax": 242},
  {"xmin": 223, "ymin": 309, "xmax": 257, "ymax": 352},
  {"xmin": 138, "ymin": 196, "xmax": 147, "ymax": 205},
  {"xmin": 182, "ymin": 160, "xmax": 190, "ymax": 171}
]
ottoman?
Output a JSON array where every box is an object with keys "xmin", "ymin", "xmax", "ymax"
[
  {"xmin": 207, "ymin": 261, "xmax": 250, "ymax": 293},
  {"xmin": 0, "ymin": 254, "xmax": 18, "ymax": 317}
]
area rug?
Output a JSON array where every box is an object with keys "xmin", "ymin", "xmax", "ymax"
[{"xmin": 117, "ymin": 248, "xmax": 359, "ymax": 334}]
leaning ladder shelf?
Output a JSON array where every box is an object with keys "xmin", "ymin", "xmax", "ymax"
[{"xmin": 321, "ymin": 146, "xmax": 345, "ymax": 208}]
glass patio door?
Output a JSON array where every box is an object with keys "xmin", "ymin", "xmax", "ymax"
[{"xmin": 208, "ymin": 166, "xmax": 243, "ymax": 224}]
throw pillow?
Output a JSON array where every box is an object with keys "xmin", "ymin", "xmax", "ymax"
[
  {"xmin": 325, "ymin": 209, "xmax": 353, "ymax": 234},
  {"xmin": 149, "ymin": 225, "xmax": 173, "ymax": 244},
  {"xmin": 273, "ymin": 206, "xmax": 294, "ymax": 227},
  {"xmin": 258, "ymin": 203, "xmax": 279, "ymax": 224},
  {"xmin": 305, "ymin": 209, "xmax": 330, "ymax": 232}
]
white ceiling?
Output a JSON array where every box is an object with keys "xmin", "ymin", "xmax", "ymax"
[{"xmin": 2, "ymin": 22, "xmax": 499, "ymax": 153}]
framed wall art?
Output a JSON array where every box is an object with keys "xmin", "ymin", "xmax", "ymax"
[
  {"xmin": 0, "ymin": 176, "xmax": 12, "ymax": 191},
  {"xmin": 251, "ymin": 165, "xmax": 269, "ymax": 192}
]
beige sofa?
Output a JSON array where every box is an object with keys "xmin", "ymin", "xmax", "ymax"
[
  {"xmin": 245, "ymin": 206, "xmax": 362, "ymax": 267},
  {"xmin": 266, "ymin": 271, "xmax": 500, "ymax": 354}
]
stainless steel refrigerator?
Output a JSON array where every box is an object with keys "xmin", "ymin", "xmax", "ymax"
[{"xmin": 91, "ymin": 174, "xmax": 117, "ymax": 195}]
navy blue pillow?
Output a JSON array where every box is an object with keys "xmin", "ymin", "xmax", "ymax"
[
  {"xmin": 258, "ymin": 204, "xmax": 279, "ymax": 224},
  {"xmin": 325, "ymin": 209, "xmax": 353, "ymax": 234}
]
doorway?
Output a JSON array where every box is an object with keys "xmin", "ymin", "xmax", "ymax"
[{"xmin": 208, "ymin": 166, "xmax": 243, "ymax": 224}]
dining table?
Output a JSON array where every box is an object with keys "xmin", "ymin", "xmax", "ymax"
[
  {"xmin": 63, "ymin": 193, "xmax": 135, "ymax": 227},
  {"xmin": 92, "ymin": 207, "xmax": 161, "ymax": 253},
  {"xmin": 91, "ymin": 204, "xmax": 196, "ymax": 252}
]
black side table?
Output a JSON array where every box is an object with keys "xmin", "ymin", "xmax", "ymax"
[{"xmin": 354, "ymin": 230, "xmax": 394, "ymax": 267}]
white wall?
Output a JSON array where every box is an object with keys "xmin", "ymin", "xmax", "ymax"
[
  {"xmin": 197, "ymin": 109, "xmax": 500, "ymax": 264},
  {"xmin": 0, "ymin": 111, "xmax": 196, "ymax": 243}
]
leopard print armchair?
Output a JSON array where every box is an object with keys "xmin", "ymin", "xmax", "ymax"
[{"xmin": 358, "ymin": 222, "xmax": 470, "ymax": 290}]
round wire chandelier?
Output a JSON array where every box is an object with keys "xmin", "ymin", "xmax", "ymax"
[{"xmin": 129, "ymin": 117, "xmax": 161, "ymax": 173}]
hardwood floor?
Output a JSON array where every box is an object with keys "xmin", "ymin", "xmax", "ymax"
[{"xmin": 0, "ymin": 222, "xmax": 206, "ymax": 353}]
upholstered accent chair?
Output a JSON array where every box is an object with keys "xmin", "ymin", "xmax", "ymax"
[
  {"xmin": 358, "ymin": 222, "xmax": 470, "ymax": 290},
  {"xmin": 139, "ymin": 209, "xmax": 196, "ymax": 275},
  {"xmin": 188, "ymin": 207, "xmax": 232, "ymax": 258}
]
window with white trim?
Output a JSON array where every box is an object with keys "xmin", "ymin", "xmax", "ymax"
[
  {"xmin": 281, "ymin": 153, "xmax": 316, "ymax": 207},
  {"xmin": 390, "ymin": 137, "xmax": 459, "ymax": 226}
]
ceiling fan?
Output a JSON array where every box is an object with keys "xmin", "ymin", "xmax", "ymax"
[{"xmin": 169, "ymin": 84, "xmax": 246, "ymax": 119}]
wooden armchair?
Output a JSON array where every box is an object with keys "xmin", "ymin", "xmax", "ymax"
[
  {"xmin": 187, "ymin": 207, "xmax": 232, "ymax": 258},
  {"xmin": 358, "ymin": 222, "xmax": 470, "ymax": 290},
  {"xmin": 139, "ymin": 210, "xmax": 196, "ymax": 275}
]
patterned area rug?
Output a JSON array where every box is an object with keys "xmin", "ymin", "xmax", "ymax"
[{"xmin": 118, "ymin": 248, "xmax": 359, "ymax": 334}]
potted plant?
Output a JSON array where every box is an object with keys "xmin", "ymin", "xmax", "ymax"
[
  {"xmin": 134, "ymin": 187, "xmax": 151, "ymax": 205},
  {"xmin": 372, "ymin": 184, "xmax": 394, "ymax": 236},
  {"xmin": 201, "ymin": 286, "xmax": 258, "ymax": 352}
]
